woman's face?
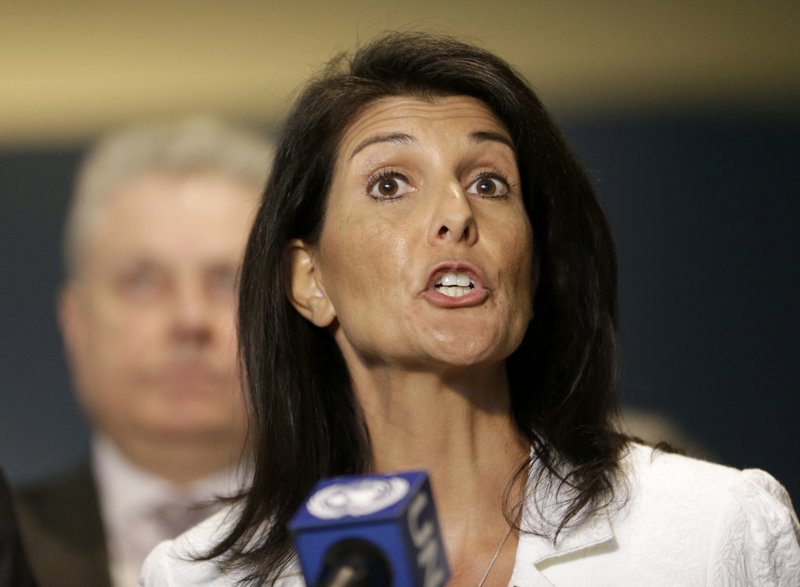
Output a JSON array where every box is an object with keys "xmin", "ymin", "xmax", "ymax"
[{"xmin": 302, "ymin": 95, "xmax": 534, "ymax": 370}]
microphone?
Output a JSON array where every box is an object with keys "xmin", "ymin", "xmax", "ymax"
[{"xmin": 289, "ymin": 470, "xmax": 450, "ymax": 587}]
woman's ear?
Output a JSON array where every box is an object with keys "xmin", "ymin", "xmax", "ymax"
[{"xmin": 286, "ymin": 239, "xmax": 336, "ymax": 327}]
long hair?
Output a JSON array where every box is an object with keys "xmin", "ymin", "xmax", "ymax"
[{"xmin": 208, "ymin": 32, "xmax": 626, "ymax": 584}]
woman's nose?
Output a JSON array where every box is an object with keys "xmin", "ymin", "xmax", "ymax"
[{"xmin": 427, "ymin": 182, "xmax": 478, "ymax": 246}]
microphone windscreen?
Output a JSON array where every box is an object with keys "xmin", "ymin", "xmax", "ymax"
[
  {"xmin": 317, "ymin": 538, "xmax": 391, "ymax": 587},
  {"xmin": 289, "ymin": 470, "xmax": 450, "ymax": 587}
]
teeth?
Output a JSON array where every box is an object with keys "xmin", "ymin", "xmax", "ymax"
[
  {"xmin": 438, "ymin": 271, "xmax": 473, "ymax": 287},
  {"xmin": 437, "ymin": 286, "xmax": 473, "ymax": 297},
  {"xmin": 434, "ymin": 271, "xmax": 476, "ymax": 297}
]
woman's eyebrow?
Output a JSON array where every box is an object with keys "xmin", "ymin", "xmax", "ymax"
[
  {"xmin": 470, "ymin": 131, "xmax": 514, "ymax": 150},
  {"xmin": 349, "ymin": 133, "xmax": 415, "ymax": 159}
]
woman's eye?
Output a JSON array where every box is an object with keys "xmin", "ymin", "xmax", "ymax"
[
  {"xmin": 368, "ymin": 172, "xmax": 413, "ymax": 200},
  {"xmin": 467, "ymin": 174, "xmax": 509, "ymax": 198}
]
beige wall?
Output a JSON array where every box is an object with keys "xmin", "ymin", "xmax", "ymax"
[{"xmin": 2, "ymin": 0, "xmax": 798, "ymax": 147}]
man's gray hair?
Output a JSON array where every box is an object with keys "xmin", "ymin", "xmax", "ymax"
[{"xmin": 64, "ymin": 116, "xmax": 273, "ymax": 278}]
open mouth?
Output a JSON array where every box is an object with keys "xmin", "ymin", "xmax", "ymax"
[{"xmin": 434, "ymin": 271, "xmax": 476, "ymax": 298}]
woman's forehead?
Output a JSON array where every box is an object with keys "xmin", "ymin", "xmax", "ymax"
[{"xmin": 337, "ymin": 95, "xmax": 512, "ymax": 160}]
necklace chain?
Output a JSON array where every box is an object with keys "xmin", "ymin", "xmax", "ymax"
[{"xmin": 475, "ymin": 523, "xmax": 514, "ymax": 587}]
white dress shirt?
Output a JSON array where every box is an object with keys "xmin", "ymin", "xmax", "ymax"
[
  {"xmin": 139, "ymin": 443, "xmax": 800, "ymax": 586},
  {"xmin": 92, "ymin": 435, "xmax": 246, "ymax": 587}
]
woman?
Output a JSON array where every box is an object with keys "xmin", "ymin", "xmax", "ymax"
[{"xmin": 142, "ymin": 33, "xmax": 799, "ymax": 586}]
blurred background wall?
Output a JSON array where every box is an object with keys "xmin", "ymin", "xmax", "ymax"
[{"xmin": 1, "ymin": 1, "xmax": 798, "ymax": 501}]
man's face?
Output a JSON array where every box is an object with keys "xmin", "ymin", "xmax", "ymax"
[{"xmin": 60, "ymin": 171, "xmax": 257, "ymax": 454}]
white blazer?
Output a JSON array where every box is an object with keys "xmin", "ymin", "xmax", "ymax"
[{"xmin": 140, "ymin": 444, "xmax": 800, "ymax": 586}]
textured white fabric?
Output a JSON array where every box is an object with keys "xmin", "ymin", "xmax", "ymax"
[
  {"xmin": 510, "ymin": 444, "xmax": 800, "ymax": 586},
  {"xmin": 93, "ymin": 435, "xmax": 245, "ymax": 587},
  {"xmin": 140, "ymin": 444, "xmax": 800, "ymax": 586},
  {"xmin": 138, "ymin": 507, "xmax": 304, "ymax": 586}
]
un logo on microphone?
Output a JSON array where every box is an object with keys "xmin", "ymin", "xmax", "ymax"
[
  {"xmin": 291, "ymin": 471, "xmax": 450, "ymax": 587},
  {"xmin": 307, "ymin": 477, "xmax": 411, "ymax": 519}
]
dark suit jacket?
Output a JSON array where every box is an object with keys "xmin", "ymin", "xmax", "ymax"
[
  {"xmin": 0, "ymin": 468, "xmax": 37, "ymax": 587},
  {"xmin": 14, "ymin": 460, "xmax": 112, "ymax": 587}
]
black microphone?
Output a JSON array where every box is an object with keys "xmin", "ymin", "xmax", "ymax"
[
  {"xmin": 316, "ymin": 538, "xmax": 391, "ymax": 587},
  {"xmin": 289, "ymin": 471, "xmax": 450, "ymax": 587}
]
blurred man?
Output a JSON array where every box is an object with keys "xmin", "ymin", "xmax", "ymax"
[{"xmin": 14, "ymin": 118, "xmax": 272, "ymax": 587}]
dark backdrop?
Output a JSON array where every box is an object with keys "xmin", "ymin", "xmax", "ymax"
[{"xmin": 1, "ymin": 114, "xmax": 797, "ymax": 504}]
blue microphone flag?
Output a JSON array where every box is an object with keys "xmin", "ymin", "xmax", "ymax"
[{"xmin": 289, "ymin": 470, "xmax": 450, "ymax": 587}]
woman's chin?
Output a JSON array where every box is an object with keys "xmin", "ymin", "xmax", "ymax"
[
  {"xmin": 418, "ymin": 324, "xmax": 522, "ymax": 368},
  {"xmin": 416, "ymin": 340, "xmax": 511, "ymax": 371}
]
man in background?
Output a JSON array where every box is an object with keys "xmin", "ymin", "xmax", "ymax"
[{"xmin": 14, "ymin": 118, "xmax": 272, "ymax": 587}]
